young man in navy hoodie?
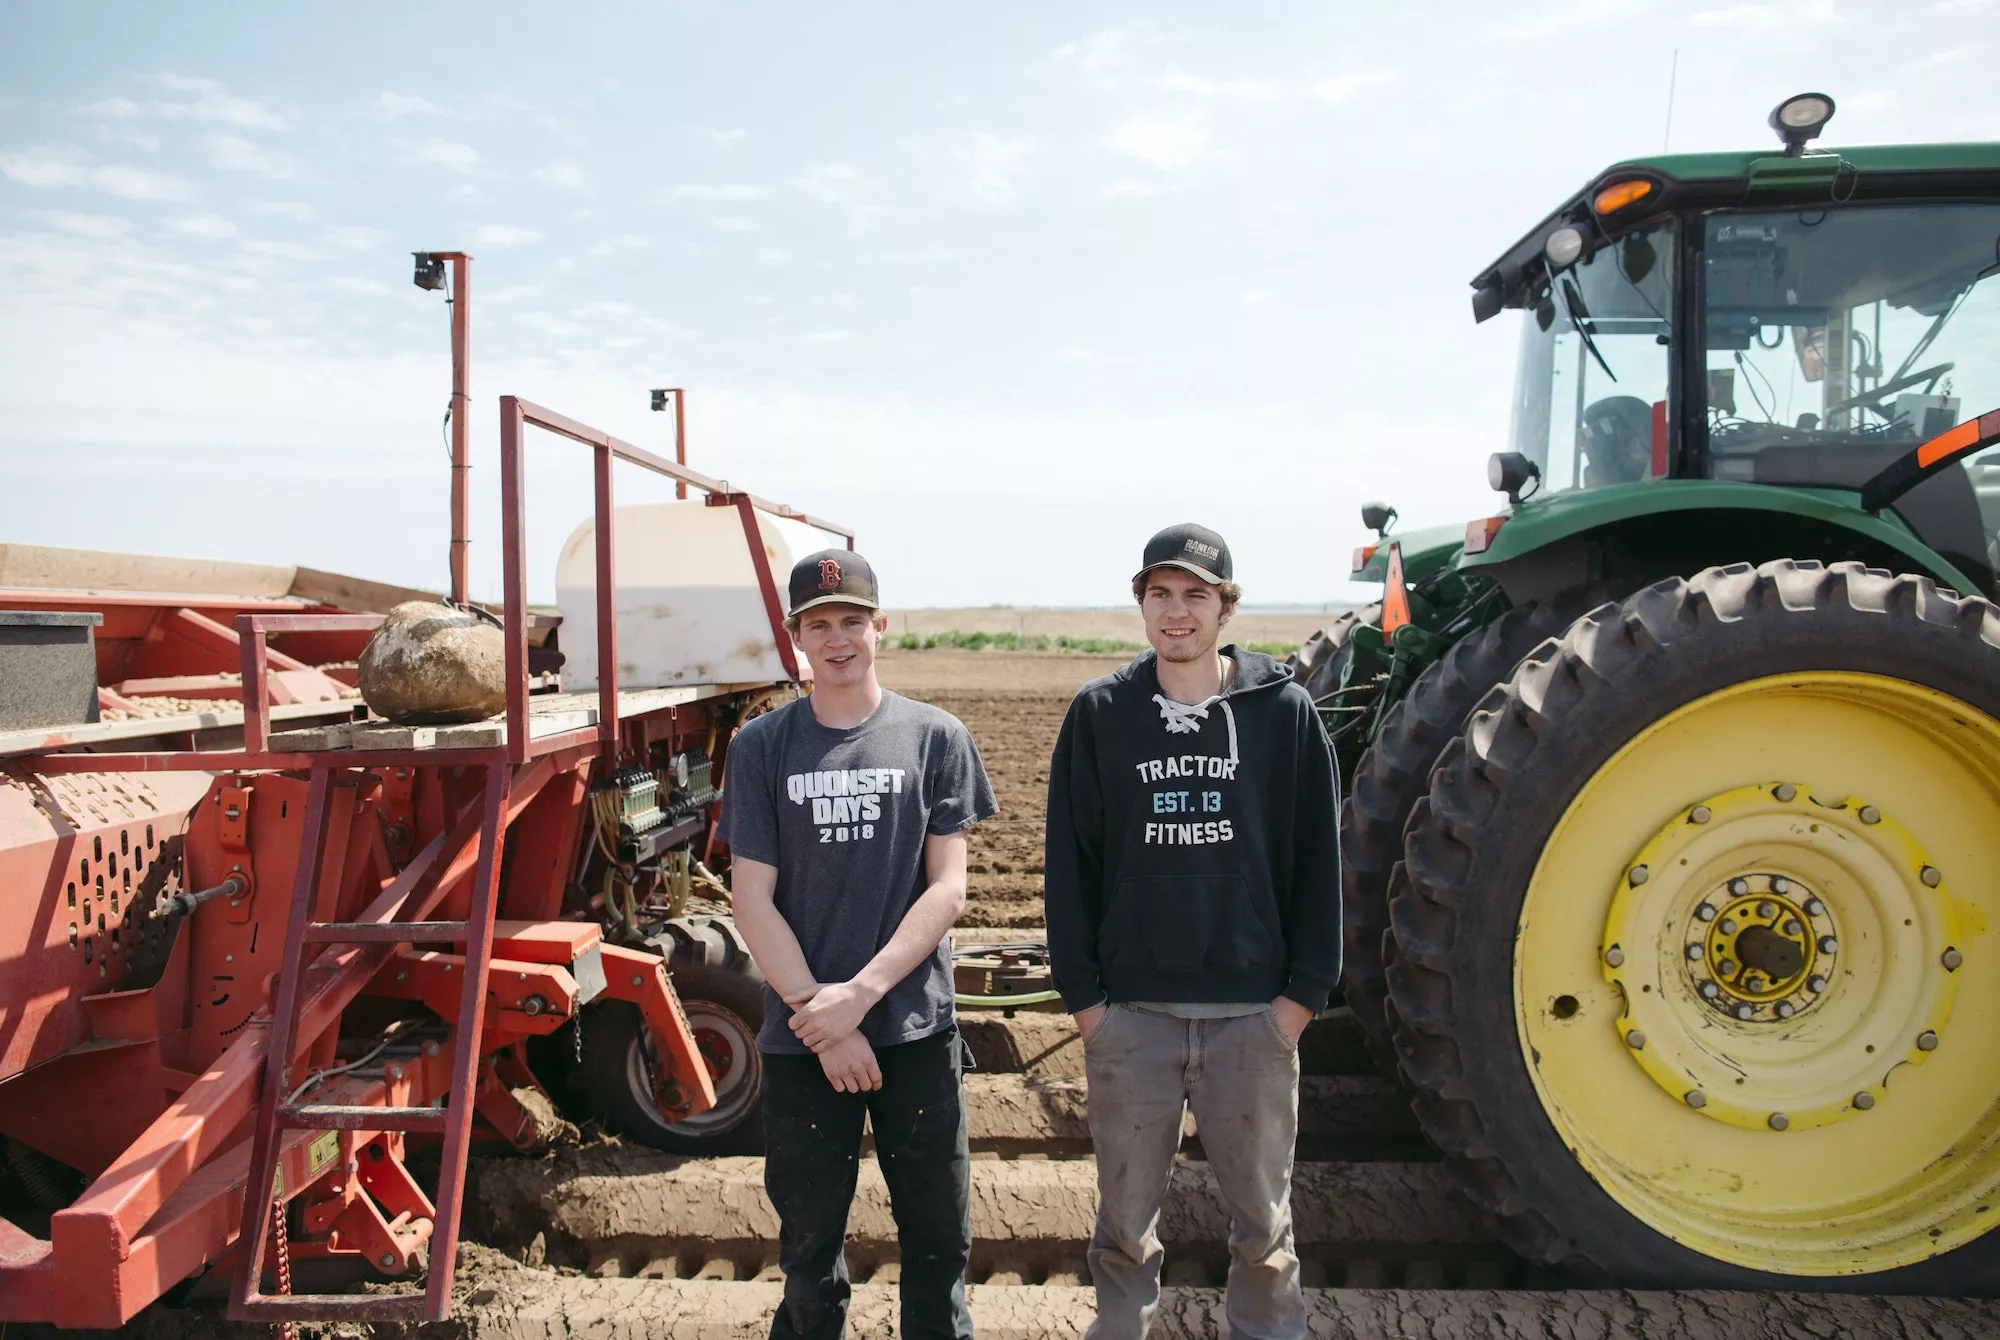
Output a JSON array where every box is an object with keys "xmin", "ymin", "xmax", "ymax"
[{"xmin": 1044, "ymin": 523, "xmax": 1341, "ymax": 1340}]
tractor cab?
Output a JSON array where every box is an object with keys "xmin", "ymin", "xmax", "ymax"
[{"xmin": 1475, "ymin": 94, "xmax": 2000, "ymax": 597}]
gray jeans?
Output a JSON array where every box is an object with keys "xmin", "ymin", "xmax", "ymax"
[{"xmin": 1082, "ymin": 1003, "xmax": 1304, "ymax": 1340}]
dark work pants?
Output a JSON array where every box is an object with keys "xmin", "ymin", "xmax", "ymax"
[{"xmin": 761, "ymin": 1027, "xmax": 973, "ymax": 1340}]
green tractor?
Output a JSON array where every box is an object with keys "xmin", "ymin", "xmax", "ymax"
[{"xmin": 1301, "ymin": 94, "xmax": 2000, "ymax": 1291}]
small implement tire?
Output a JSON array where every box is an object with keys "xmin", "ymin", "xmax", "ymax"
[
  {"xmin": 1291, "ymin": 604, "xmax": 1381, "ymax": 721},
  {"xmin": 578, "ymin": 947, "xmax": 767, "ymax": 1155},
  {"xmin": 1389, "ymin": 560, "xmax": 2000, "ymax": 1290}
]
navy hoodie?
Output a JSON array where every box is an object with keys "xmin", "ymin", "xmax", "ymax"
[{"xmin": 1043, "ymin": 646, "xmax": 1343, "ymax": 1014}]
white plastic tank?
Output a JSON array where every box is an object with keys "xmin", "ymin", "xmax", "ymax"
[{"xmin": 555, "ymin": 499, "xmax": 826, "ymax": 691}]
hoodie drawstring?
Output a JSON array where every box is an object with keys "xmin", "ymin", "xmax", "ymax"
[{"xmin": 1152, "ymin": 693, "xmax": 1240, "ymax": 764}]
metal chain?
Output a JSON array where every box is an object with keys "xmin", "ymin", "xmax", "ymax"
[
  {"xmin": 272, "ymin": 1194, "xmax": 295, "ymax": 1340},
  {"xmin": 573, "ymin": 1013, "xmax": 584, "ymax": 1064}
]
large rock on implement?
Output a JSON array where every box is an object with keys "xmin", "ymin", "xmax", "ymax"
[{"xmin": 358, "ymin": 601, "xmax": 507, "ymax": 724}]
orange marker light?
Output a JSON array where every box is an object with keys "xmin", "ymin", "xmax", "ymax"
[
  {"xmin": 1351, "ymin": 544, "xmax": 1377, "ymax": 574},
  {"xmin": 1592, "ymin": 179, "xmax": 1654, "ymax": 214},
  {"xmin": 1381, "ymin": 544, "xmax": 1413, "ymax": 637},
  {"xmin": 1465, "ymin": 516, "xmax": 1507, "ymax": 555}
]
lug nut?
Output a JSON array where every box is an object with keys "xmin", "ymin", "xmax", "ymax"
[
  {"xmin": 1819, "ymin": 936, "xmax": 1839, "ymax": 954},
  {"xmin": 1734, "ymin": 1003, "xmax": 1755, "ymax": 1020},
  {"xmin": 1685, "ymin": 1090, "xmax": 1707, "ymax": 1109},
  {"xmin": 1700, "ymin": 982, "xmax": 1722, "ymax": 1000},
  {"xmin": 1757, "ymin": 901, "xmax": 1776, "ymax": 918},
  {"xmin": 1808, "ymin": 975, "xmax": 1827, "ymax": 993},
  {"xmin": 1921, "ymin": 866, "xmax": 1943, "ymax": 888},
  {"xmin": 1853, "ymin": 1091, "xmax": 1876, "ymax": 1111},
  {"xmin": 1859, "ymin": 805, "xmax": 1881, "ymax": 825},
  {"xmin": 1685, "ymin": 944, "xmax": 1704, "ymax": 961},
  {"xmin": 1775, "ymin": 784, "xmax": 1797, "ymax": 802},
  {"xmin": 1768, "ymin": 1112, "xmax": 1790, "ymax": 1131},
  {"xmin": 1942, "ymin": 947, "xmax": 1963, "ymax": 971},
  {"xmin": 522, "ymin": 994, "xmax": 548, "ymax": 1016},
  {"xmin": 1728, "ymin": 879, "xmax": 1749, "ymax": 897},
  {"xmin": 1690, "ymin": 805, "xmax": 1712, "ymax": 824},
  {"xmin": 1783, "ymin": 918, "xmax": 1802, "ymax": 936},
  {"xmin": 1771, "ymin": 877, "xmax": 1791, "ymax": 895},
  {"xmin": 1626, "ymin": 1030, "xmax": 1647, "ymax": 1050},
  {"xmin": 1604, "ymin": 946, "xmax": 1626, "ymax": 968},
  {"xmin": 1805, "ymin": 898, "xmax": 1826, "ymax": 916},
  {"xmin": 1719, "ymin": 959, "xmax": 1738, "ymax": 977},
  {"xmin": 1720, "ymin": 918, "xmax": 1738, "ymax": 935},
  {"xmin": 1629, "ymin": 865, "xmax": 1650, "ymax": 887},
  {"xmin": 1697, "ymin": 903, "xmax": 1718, "ymax": 921},
  {"xmin": 1776, "ymin": 1001, "xmax": 1795, "ymax": 1019},
  {"xmin": 1917, "ymin": 1031, "xmax": 1940, "ymax": 1052}
]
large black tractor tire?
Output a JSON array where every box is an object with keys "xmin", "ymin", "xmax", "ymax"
[
  {"xmin": 1342, "ymin": 588, "xmax": 1634, "ymax": 1077},
  {"xmin": 576, "ymin": 918, "xmax": 768, "ymax": 1155},
  {"xmin": 1386, "ymin": 561, "xmax": 2000, "ymax": 1291},
  {"xmin": 1289, "ymin": 603, "xmax": 1381, "ymax": 710}
]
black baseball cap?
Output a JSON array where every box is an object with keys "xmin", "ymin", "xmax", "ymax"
[
  {"xmin": 788, "ymin": 548, "xmax": 880, "ymax": 618},
  {"xmin": 1133, "ymin": 523, "xmax": 1232, "ymax": 585}
]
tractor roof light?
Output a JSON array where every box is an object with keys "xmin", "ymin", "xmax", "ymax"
[
  {"xmin": 1770, "ymin": 93, "xmax": 1836, "ymax": 156},
  {"xmin": 1593, "ymin": 179, "xmax": 1654, "ymax": 214},
  {"xmin": 412, "ymin": 251, "xmax": 447, "ymax": 291},
  {"xmin": 1489, "ymin": 450, "xmax": 1541, "ymax": 504},
  {"xmin": 1545, "ymin": 226, "xmax": 1585, "ymax": 269}
]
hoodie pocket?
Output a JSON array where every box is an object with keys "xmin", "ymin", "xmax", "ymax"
[{"xmin": 1100, "ymin": 874, "xmax": 1275, "ymax": 976}]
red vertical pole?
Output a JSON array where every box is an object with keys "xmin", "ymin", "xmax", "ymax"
[
  {"xmin": 673, "ymin": 389, "xmax": 687, "ymax": 501},
  {"xmin": 235, "ymin": 617, "xmax": 271, "ymax": 755},
  {"xmin": 448, "ymin": 254, "xmax": 472, "ymax": 606},
  {"xmin": 499, "ymin": 397, "xmax": 529, "ymax": 765},
  {"xmin": 423, "ymin": 762, "xmax": 508, "ymax": 1321},
  {"xmin": 736, "ymin": 496, "xmax": 801, "ymax": 683},
  {"xmin": 594, "ymin": 443, "xmax": 618, "ymax": 757}
]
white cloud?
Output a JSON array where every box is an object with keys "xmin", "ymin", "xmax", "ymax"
[
  {"xmin": 472, "ymin": 224, "xmax": 540, "ymax": 247},
  {"xmin": 209, "ymin": 134, "xmax": 296, "ymax": 179},
  {"xmin": 943, "ymin": 133, "xmax": 1030, "ymax": 207},
  {"xmin": 1690, "ymin": 0, "xmax": 1837, "ymax": 29},
  {"xmin": 676, "ymin": 183, "xmax": 768, "ymax": 200},
  {"xmin": 1053, "ymin": 31, "xmax": 1142, "ymax": 82},
  {"xmin": 536, "ymin": 162, "xmax": 588, "ymax": 190},
  {"xmin": 0, "ymin": 144, "xmax": 89, "ymax": 188},
  {"xmin": 84, "ymin": 74, "xmax": 286, "ymax": 131},
  {"xmin": 1160, "ymin": 69, "xmax": 1282, "ymax": 102},
  {"xmin": 706, "ymin": 128, "xmax": 748, "ymax": 143},
  {"xmin": 32, "ymin": 211, "xmax": 133, "ymax": 241},
  {"xmin": 1312, "ymin": 70, "xmax": 1398, "ymax": 105},
  {"xmin": 1057, "ymin": 347, "xmax": 1094, "ymax": 362},
  {"xmin": 323, "ymin": 225, "xmax": 387, "ymax": 251},
  {"xmin": 252, "ymin": 201, "xmax": 315, "ymax": 221},
  {"xmin": 1109, "ymin": 111, "xmax": 1212, "ymax": 171},
  {"xmin": 378, "ymin": 92, "xmax": 449, "ymax": 118},
  {"xmin": 756, "ymin": 247, "xmax": 792, "ymax": 265},
  {"xmin": 243, "ymin": 238, "xmax": 322, "ymax": 262},
  {"xmin": 91, "ymin": 165, "xmax": 197, "ymax": 201},
  {"xmin": 710, "ymin": 217, "xmax": 759, "ymax": 232},
  {"xmin": 1498, "ymin": 0, "xmax": 1654, "ymax": 39},
  {"xmin": 795, "ymin": 164, "xmax": 858, "ymax": 203},
  {"xmin": 402, "ymin": 138, "xmax": 480, "ymax": 175},
  {"xmin": 167, "ymin": 213, "xmax": 240, "ymax": 240},
  {"xmin": 804, "ymin": 329, "xmax": 852, "ymax": 343},
  {"xmin": 1101, "ymin": 179, "xmax": 1163, "ymax": 199},
  {"xmin": 1241, "ymin": 287, "xmax": 1273, "ymax": 304},
  {"xmin": 586, "ymin": 234, "xmax": 654, "ymax": 256}
]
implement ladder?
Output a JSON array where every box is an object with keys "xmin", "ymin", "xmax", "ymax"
[{"xmin": 229, "ymin": 763, "xmax": 508, "ymax": 1324}]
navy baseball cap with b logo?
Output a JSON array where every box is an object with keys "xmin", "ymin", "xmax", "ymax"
[
  {"xmin": 788, "ymin": 548, "xmax": 880, "ymax": 618},
  {"xmin": 1133, "ymin": 523, "xmax": 1232, "ymax": 585}
]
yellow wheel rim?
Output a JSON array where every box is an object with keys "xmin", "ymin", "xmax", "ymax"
[{"xmin": 1516, "ymin": 672, "xmax": 2000, "ymax": 1275}]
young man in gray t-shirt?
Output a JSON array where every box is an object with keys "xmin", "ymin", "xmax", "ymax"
[{"xmin": 719, "ymin": 547, "xmax": 995, "ymax": 1340}]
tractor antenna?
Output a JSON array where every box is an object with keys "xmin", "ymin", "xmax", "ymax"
[{"xmin": 1663, "ymin": 49, "xmax": 1678, "ymax": 152}]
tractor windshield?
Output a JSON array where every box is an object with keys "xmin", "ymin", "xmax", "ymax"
[
  {"xmin": 1509, "ymin": 221, "xmax": 1675, "ymax": 495},
  {"xmin": 1702, "ymin": 203, "xmax": 2000, "ymax": 586}
]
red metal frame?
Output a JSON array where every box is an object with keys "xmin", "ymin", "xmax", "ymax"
[
  {"xmin": 3, "ymin": 384, "xmax": 847, "ymax": 1329},
  {"xmin": 497, "ymin": 395, "xmax": 854, "ymax": 765}
]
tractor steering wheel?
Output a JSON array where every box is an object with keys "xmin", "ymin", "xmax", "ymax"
[{"xmin": 1826, "ymin": 362, "xmax": 1956, "ymax": 419}]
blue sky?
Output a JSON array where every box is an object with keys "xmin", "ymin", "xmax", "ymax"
[{"xmin": 2, "ymin": 0, "xmax": 1995, "ymax": 607}]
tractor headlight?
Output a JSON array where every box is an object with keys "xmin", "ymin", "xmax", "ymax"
[
  {"xmin": 1769, "ymin": 93, "xmax": 1836, "ymax": 155},
  {"xmin": 1545, "ymin": 226, "xmax": 1585, "ymax": 269}
]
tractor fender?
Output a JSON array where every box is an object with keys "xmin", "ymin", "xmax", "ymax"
[{"xmin": 1456, "ymin": 479, "xmax": 1982, "ymax": 605}]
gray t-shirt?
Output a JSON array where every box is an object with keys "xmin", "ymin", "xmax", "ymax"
[{"xmin": 718, "ymin": 689, "xmax": 997, "ymax": 1054}]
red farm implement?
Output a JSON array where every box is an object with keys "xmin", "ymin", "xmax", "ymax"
[{"xmin": 0, "ymin": 255, "xmax": 850, "ymax": 1327}]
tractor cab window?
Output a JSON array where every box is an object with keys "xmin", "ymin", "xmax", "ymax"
[
  {"xmin": 1702, "ymin": 204, "xmax": 2000, "ymax": 592},
  {"xmin": 1509, "ymin": 221, "xmax": 1675, "ymax": 496}
]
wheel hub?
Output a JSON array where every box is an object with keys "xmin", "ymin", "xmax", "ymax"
[
  {"xmin": 1601, "ymin": 780, "xmax": 1966, "ymax": 1134},
  {"xmin": 1684, "ymin": 877, "xmax": 1834, "ymax": 1022}
]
